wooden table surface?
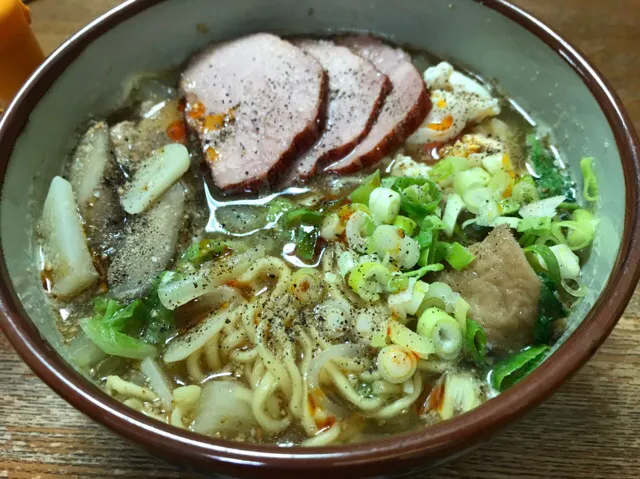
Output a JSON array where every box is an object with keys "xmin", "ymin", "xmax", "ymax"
[{"xmin": 2, "ymin": 0, "xmax": 640, "ymax": 477}]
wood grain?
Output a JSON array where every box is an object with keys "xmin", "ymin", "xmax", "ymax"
[{"xmin": 2, "ymin": 0, "xmax": 640, "ymax": 477}]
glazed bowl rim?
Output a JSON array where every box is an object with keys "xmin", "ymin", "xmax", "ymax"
[{"xmin": 1, "ymin": 0, "xmax": 639, "ymax": 473}]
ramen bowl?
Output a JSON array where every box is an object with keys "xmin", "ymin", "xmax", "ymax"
[{"xmin": 1, "ymin": 0, "xmax": 639, "ymax": 477}]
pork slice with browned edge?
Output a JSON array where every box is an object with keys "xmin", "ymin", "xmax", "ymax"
[
  {"xmin": 325, "ymin": 36, "xmax": 430, "ymax": 174},
  {"xmin": 181, "ymin": 33, "xmax": 327, "ymax": 193},
  {"xmin": 289, "ymin": 38, "xmax": 391, "ymax": 180}
]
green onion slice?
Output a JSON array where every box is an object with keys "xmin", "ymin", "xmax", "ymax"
[
  {"xmin": 580, "ymin": 157, "xmax": 599, "ymax": 202},
  {"xmin": 490, "ymin": 345, "xmax": 549, "ymax": 391},
  {"xmin": 464, "ymin": 318, "xmax": 487, "ymax": 367},
  {"xmin": 524, "ymin": 244, "xmax": 562, "ymax": 285},
  {"xmin": 350, "ymin": 170, "xmax": 381, "ymax": 205}
]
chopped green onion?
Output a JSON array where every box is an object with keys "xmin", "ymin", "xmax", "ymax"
[
  {"xmin": 387, "ymin": 274, "xmax": 410, "ymax": 293},
  {"xmin": 432, "ymin": 241, "xmax": 451, "ymax": 264},
  {"xmin": 519, "ymin": 195, "xmax": 565, "ymax": 219},
  {"xmin": 418, "ymin": 282, "xmax": 453, "ymax": 314},
  {"xmin": 561, "ymin": 278, "xmax": 588, "ymax": 297},
  {"xmin": 481, "ymin": 153, "xmax": 507, "ymax": 175},
  {"xmin": 441, "ymin": 192, "xmax": 465, "ymax": 237},
  {"xmin": 377, "ymin": 345, "xmax": 418, "ymax": 384},
  {"xmin": 416, "ymin": 307, "xmax": 463, "ymax": 360},
  {"xmin": 524, "ymin": 245, "xmax": 562, "ymax": 285},
  {"xmin": 346, "ymin": 211, "xmax": 376, "ymax": 253},
  {"xmin": 550, "ymin": 208, "xmax": 598, "ymax": 251},
  {"xmin": 351, "ymin": 170, "xmax": 381, "ymax": 204},
  {"xmin": 282, "ymin": 208, "xmax": 324, "ymax": 228},
  {"xmin": 443, "ymin": 242, "xmax": 475, "ymax": 271},
  {"xmin": 549, "ymin": 244, "xmax": 581, "ymax": 280},
  {"xmin": 266, "ymin": 197, "xmax": 296, "ymax": 223},
  {"xmin": 291, "ymin": 268, "xmax": 325, "ymax": 303},
  {"xmin": 464, "ymin": 318, "xmax": 487, "ymax": 367},
  {"xmin": 403, "ymin": 263, "xmax": 444, "ymax": 279},
  {"xmin": 490, "ymin": 345, "xmax": 549, "ymax": 391},
  {"xmin": 295, "ymin": 225, "xmax": 319, "ymax": 261},
  {"xmin": 488, "ymin": 170, "xmax": 515, "ymax": 199},
  {"xmin": 369, "ymin": 187, "xmax": 401, "ymax": 224},
  {"xmin": 534, "ymin": 272, "xmax": 567, "ymax": 343},
  {"xmin": 337, "ymin": 251, "xmax": 357, "ymax": 277},
  {"xmin": 517, "ymin": 216, "xmax": 552, "ymax": 234},
  {"xmin": 371, "ymin": 224, "xmax": 404, "ymax": 255},
  {"xmin": 511, "ymin": 174, "xmax": 539, "ymax": 205},
  {"xmin": 462, "ymin": 187, "xmax": 493, "ymax": 215},
  {"xmin": 498, "ymin": 197, "xmax": 521, "ymax": 215},
  {"xmin": 320, "ymin": 212, "xmax": 344, "ymax": 240},
  {"xmin": 557, "ymin": 202, "xmax": 580, "ymax": 211},
  {"xmin": 454, "ymin": 167, "xmax": 491, "ymax": 196},
  {"xmin": 179, "ymin": 239, "xmax": 228, "ymax": 267},
  {"xmin": 387, "ymin": 320, "xmax": 434, "ymax": 359},
  {"xmin": 393, "ymin": 215, "xmax": 417, "ymax": 236},
  {"xmin": 385, "ymin": 176, "xmax": 442, "ymax": 219},
  {"xmin": 580, "ymin": 157, "xmax": 599, "ymax": 202},
  {"xmin": 348, "ymin": 262, "xmax": 391, "ymax": 302},
  {"xmin": 429, "ymin": 156, "xmax": 469, "ymax": 183},
  {"xmin": 454, "ymin": 296, "xmax": 470, "ymax": 331}
]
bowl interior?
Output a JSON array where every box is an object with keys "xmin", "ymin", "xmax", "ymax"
[{"xmin": 0, "ymin": 0, "xmax": 625, "ymax": 461}]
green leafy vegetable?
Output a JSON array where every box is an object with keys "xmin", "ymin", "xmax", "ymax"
[
  {"xmin": 534, "ymin": 272, "xmax": 567, "ymax": 343},
  {"xmin": 80, "ymin": 298, "xmax": 157, "ymax": 359},
  {"xmin": 527, "ymin": 135, "xmax": 575, "ymax": 200},
  {"xmin": 351, "ymin": 170, "xmax": 381, "ymax": 205},
  {"xmin": 81, "ymin": 318, "xmax": 156, "ymax": 359},
  {"xmin": 580, "ymin": 157, "xmax": 599, "ymax": 202},
  {"xmin": 490, "ymin": 345, "xmax": 550, "ymax": 391},
  {"xmin": 465, "ymin": 318, "xmax": 487, "ymax": 367}
]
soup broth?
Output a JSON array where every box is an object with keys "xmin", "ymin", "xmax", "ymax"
[{"xmin": 38, "ymin": 34, "xmax": 598, "ymax": 447}]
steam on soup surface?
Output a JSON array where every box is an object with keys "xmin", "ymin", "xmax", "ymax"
[{"xmin": 38, "ymin": 34, "xmax": 599, "ymax": 446}]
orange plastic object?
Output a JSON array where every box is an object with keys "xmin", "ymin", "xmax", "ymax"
[{"xmin": 0, "ymin": 0, "xmax": 45, "ymax": 104}]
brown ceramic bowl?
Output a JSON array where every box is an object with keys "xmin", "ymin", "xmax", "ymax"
[{"xmin": 1, "ymin": 0, "xmax": 639, "ymax": 477}]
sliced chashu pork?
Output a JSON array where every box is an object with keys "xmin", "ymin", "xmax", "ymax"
[
  {"xmin": 181, "ymin": 33, "xmax": 328, "ymax": 193},
  {"xmin": 326, "ymin": 36, "xmax": 430, "ymax": 174},
  {"xmin": 289, "ymin": 38, "xmax": 391, "ymax": 180}
]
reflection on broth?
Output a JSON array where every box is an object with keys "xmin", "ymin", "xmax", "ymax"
[{"xmin": 37, "ymin": 33, "xmax": 599, "ymax": 447}]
